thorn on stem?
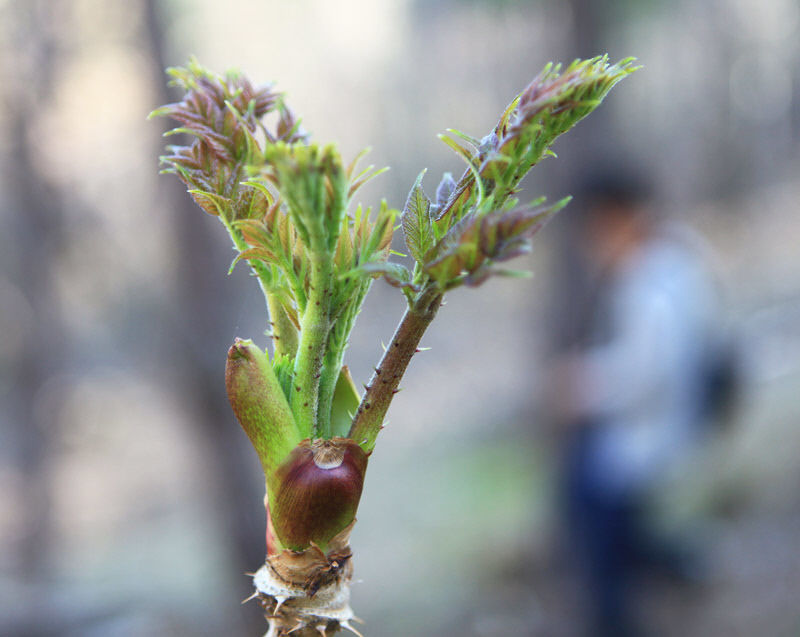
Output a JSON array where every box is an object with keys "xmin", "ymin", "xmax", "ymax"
[
  {"xmin": 241, "ymin": 591, "xmax": 259, "ymax": 605},
  {"xmin": 274, "ymin": 595, "xmax": 288, "ymax": 614},
  {"xmin": 342, "ymin": 620, "xmax": 364, "ymax": 637}
]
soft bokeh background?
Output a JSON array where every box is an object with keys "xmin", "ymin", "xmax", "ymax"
[{"xmin": 1, "ymin": 0, "xmax": 799, "ymax": 635}]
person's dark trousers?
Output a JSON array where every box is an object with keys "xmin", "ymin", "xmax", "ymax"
[{"xmin": 563, "ymin": 423, "xmax": 643, "ymax": 637}]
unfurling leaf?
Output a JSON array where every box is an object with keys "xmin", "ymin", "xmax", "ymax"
[
  {"xmin": 435, "ymin": 172, "xmax": 456, "ymax": 209},
  {"xmin": 435, "ymin": 56, "xmax": 637, "ymax": 230},
  {"xmin": 274, "ymin": 101, "xmax": 308, "ymax": 144},
  {"xmin": 187, "ymin": 190, "xmax": 231, "ymax": 217},
  {"xmin": 260, "ymin": 143, "xmax": 348, "ymax": 255},
  {"xmin": 150, "ymin": 59, "xmax": 280, "ymax": 208},
  {"xmin": 437, "ymin": 132, "xmax": 478, "ymax": 167},
  {"xmin": 356, "ymin": 261, "xmax": 416, "ymax": 292},
  {"xmin": 401, "ymin": 170, "xmax": 435, "ymax": 265},
  {"xmin": 348, "ymin": 164, "xmax": 390, "ymax": 200},
  {"xmin": 425, "ymin": 197, "xmax": 569, "ymax": 288}
]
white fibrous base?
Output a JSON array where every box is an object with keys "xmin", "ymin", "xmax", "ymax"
[
  {"xmin": 253, "ymin": 562, "xmax": 361, "ymax": 637},
  {"xmin": 249, "ymin": 523, "xmax": 362, "ymax": 636}
]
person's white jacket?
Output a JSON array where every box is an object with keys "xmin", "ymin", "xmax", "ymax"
[{"xmin": 576, "ymin": 229, "xmax": 716, "ymax": 497}]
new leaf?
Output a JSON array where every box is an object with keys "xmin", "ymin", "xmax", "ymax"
[{"xmin": 401, "ymin": 170, "xmax": 435, "ymax": 265}]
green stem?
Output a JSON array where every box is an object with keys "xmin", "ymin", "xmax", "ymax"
[
  {"xmin": 348, "ymin": 287, "xmax": 443, "ymax": 452},
  {"xmin": 317, "ymin": 344, "xmax": 343, "ymax": 439},
  {"xmin": 317, "ymin": 286, "xmax": 366, "ymax": 439},
  {"xmin": 222, "ymin": 214, "xmax": 280, "ymax": 320},
  {"xmin": 292, "ymin": 252, "xmax": 333, "ymax": 438}
]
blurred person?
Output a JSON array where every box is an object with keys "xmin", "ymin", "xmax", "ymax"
[{"xmin": 552, "ymin": 170, "xmax": 725, "ymax": 637}]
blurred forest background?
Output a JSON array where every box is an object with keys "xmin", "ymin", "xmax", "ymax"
[{"xmin": 1, "ymin": 0, "xmax": 799, "ymax": 635}]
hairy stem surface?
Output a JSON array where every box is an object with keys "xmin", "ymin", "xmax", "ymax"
[{"xmin": 292, "ymin": 253, "xmax": 333, "ymax": 437}]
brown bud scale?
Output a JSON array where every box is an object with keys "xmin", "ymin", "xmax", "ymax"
[{"xmin": 271, "ymin": 438, "xmax": 368, "ymax": 551}]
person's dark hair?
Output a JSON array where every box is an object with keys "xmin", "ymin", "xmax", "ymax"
[{"xmin": 577, "ymin": 165, "xmax": 653, "ymax": 211}]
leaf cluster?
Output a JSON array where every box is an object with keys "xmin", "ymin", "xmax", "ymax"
[
  {"xmin": 425, "ymin": 197, "xmax": 570, "ymax": 288},
  {"xmin": 389, "ymin": 56, "xmax": 638, "ymax": 299},
  {"xmin": 152, "ymin": 61, "xmax": 396, "ymax": 439},
  {"xmin": 149, "ymin": 57, "xmax": 305, "ymax": 221}
]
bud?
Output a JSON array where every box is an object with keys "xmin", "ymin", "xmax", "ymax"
[
  {"xmin": 225, "ymin": 339, "xmax": 301, "ymax": 477},
  {"xmin": 435, "ymin": 171, "xmax": 456, "ymax": 209},
  {"xmin": 270, "ymin": 438, "xmax": 368, "ymax": 551}
]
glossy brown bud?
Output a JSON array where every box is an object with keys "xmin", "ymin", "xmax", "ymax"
[{"xmin": 270, "ymin": 438, "xmax": 368, "ymax": 552}]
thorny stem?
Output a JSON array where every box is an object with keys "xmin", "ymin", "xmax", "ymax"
[
  {"xmin": 292, "ymin": 252, "xmax": 333, "ymax": 438},
  {"xmin": 348, "ymin": 286, "xmax": 443, "ymax": 452}
]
